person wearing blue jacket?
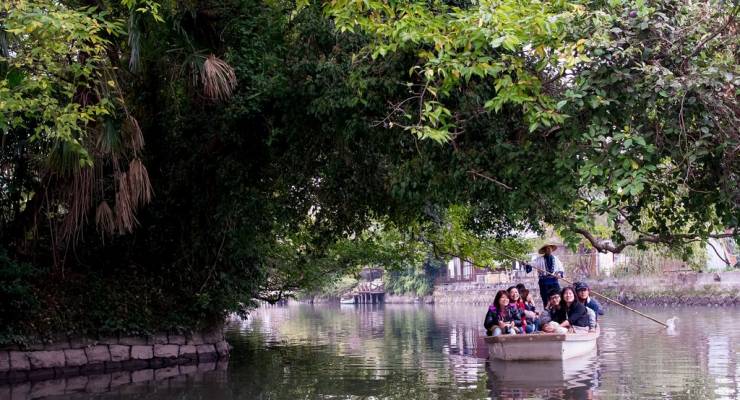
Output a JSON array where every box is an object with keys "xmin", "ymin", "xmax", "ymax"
[{"xmin": 574, "ymin": 281, "xmax": 604, "ymax": 321}]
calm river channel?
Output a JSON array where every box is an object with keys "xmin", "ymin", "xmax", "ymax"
[{"xmin": 9, "ymin": 304, "xmax": 740, "ymax": 399}]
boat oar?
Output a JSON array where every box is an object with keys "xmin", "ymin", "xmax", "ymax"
[{"xmin": 526, "ymin": 263, "xmax": 669, "ymax": 328}]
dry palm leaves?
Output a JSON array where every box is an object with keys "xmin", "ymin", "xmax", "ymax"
[
  {"xmin": 114, "ymin": 171, "xmax": 137, "ymax": 234},
  {"xmin": 201, "ymin": 54, "xmax": 237, "ymax": 101},
  {"xmin": 95, "ymin": 200, "xmax": 115, "ymax": 236},
  {"xmin": 58, "ymin": 134, "xmax": 153, "ymax": 240},
  {"xmin": 110, "ymin": 159, "xmax": 152, "ymax": 235},
  {"xmin": 123, "ymin": 115, "xmax": 144, "ymax": 153},
  {"xmin": 59, "ymin": 166, "xmax": 94, "ymax": 242},
  {"xmin": 128, "ymin": 158, "xmax": 152, "ymax": 205}
]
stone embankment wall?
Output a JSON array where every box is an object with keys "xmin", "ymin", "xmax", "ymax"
[
  {"xmin": 0, "ymin": 329, "xmax": 229, "ymax": 384},
  {"xmin": 432, "ymin": 272, "xmax": 740, "ymax": 307},
  {"xmin": 384, "ymin": 294, "xmax": 434, "ymax": 304},
  {"xmin": 433, "ymin": 277, "xmax": 540, "ymax": 305},
  {"xmin": 590, "ymin": 271, "xmax": 740, "ymax": 306}
]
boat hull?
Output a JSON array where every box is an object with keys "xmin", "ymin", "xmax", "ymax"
[{"xmin": 485, "ymin": 330, "xmax": 599, "ymax": 361}]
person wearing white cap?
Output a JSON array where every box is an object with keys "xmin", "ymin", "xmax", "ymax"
[{"xmin": 531, "ymin": 244, "xmax": 564, "ymax": 306}]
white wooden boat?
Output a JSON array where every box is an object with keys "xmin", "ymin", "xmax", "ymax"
[
  {"xmin": 340, "ymin": 295, "xmax": 356, "ymax": 305},
  {"xmin": 485, "ymin": 330, "xmax": 599, "ymax": 361}
]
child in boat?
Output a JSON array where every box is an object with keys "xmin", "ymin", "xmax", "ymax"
[
  {"xmin": 552, "ymin": 287, "xmax": 591, "ymax": 332},
  {"xmin": 484, "ymin": 290, "xmax": 524, "ymax": 336},
  {"xmin": 575, "ymin": 281, "xmax": 604, "ymax": 323}
]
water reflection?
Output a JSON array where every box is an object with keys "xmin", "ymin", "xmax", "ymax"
[
  {"xmin": 486, "ymin": 354, "xmax": 599, "ymax": 399},
  {"xmin": 0, "ymin": 361, "xmax": 228, "ymax": 400},
  {"xmin": 233, "ymin": 304, "xmax": 739, "ymax": 400},
  {"xmin": 6, "ymin": 304, "xmax": 738, "ymax": 399}
]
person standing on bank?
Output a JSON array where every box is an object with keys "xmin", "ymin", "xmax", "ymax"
[{"xmin": 531, "ymin": 244, "xmax": 565, "ymax": 306}]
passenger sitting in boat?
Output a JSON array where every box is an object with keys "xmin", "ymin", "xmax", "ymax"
[
  {"xmin": 553, "ymin": 287, "xmax": 591, "ymax": 332},
  {"xmin": 484, "ymin": 290, "xmax": 524, "ymax": 336},
  {"xmin": 507, "ymin": 286, "xmax": 525, "ymax": 311},
  {"xmin": 585, "ymin": 306, "xmax": 597, "ymax": 330},
  {"xmin": 574, "ymin": 281, "xmax": 604, "ymax": 321},
  {"xmin": 540, "ymin": 290, "xmax": 565, "ymax": 333},
  {"xmin": 520, "ymin": 288, "xmax": 537, "ymax": 314},
  {"xmin": 507, "ymin": 286, "xmax": 536, "ymax": 333},
  {"xmin": 519, "ymin": 289, "xmax": 540, "ymax": 333}
]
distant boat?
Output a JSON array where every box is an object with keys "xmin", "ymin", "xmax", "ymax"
[
  {"xmin": 485, "ymin": 330, "xmax": 599, "ymax": 361},
  {"xmin": 340, "ymin": 296, "xmax": 356, "ymax": 305}
]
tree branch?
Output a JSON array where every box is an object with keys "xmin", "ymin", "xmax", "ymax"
[
  {"xmin": 468, "ymin": 170, "xmax": 512, "ymax": 190},
  {"xmin": 574, "ymin": 227, "xmax": 738, "ymax": 254},
  {"xmin": 706, "ymin": 239, "xmax": 731, "ymax": 266},
  {"xmin": 255, "ymin": 290, "xmax": 294, "ymax": 304},
  {"xmin": 681, "ymin": 7, "xmax": 738, "ymax": 70},
  {"xmin": 418, "ymin": 236, "xmax": 499, "ymax": 271}
]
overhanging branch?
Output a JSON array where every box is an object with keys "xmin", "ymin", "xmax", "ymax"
[
  {"xmin": 574, "ymin": 227, "xmax": 738, "ymax": 254},
  {"xmin": 468, "ymin": 170, "xmax": 512, "ymax": 190}
]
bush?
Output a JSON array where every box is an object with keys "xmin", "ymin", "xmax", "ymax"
[
  {"xmin": 0, "ymin": 248, "xmax": 40, "ymax": 344},
  {"xmin": 384, "ymin": 258, "xmax": 443, "ymax": 297}
]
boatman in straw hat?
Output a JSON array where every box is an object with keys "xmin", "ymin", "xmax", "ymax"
[{"xmin": 530, "ymin": 244, "xmax": 564, "ymax": 306}]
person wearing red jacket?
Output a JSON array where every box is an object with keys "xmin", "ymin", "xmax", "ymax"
[{"xmin": 507, "ymin": 286, "xmax": 536, "ymax": 333}]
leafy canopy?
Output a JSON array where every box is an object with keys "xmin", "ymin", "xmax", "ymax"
[{"xmin": 323, "ymin": 0, "xmax": 740, "ymax": 250}]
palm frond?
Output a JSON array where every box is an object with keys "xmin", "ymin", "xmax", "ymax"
[
  {"xmin": 97, "ymin": 119, "xmax": 123, "ymax": 155},
  {"xmin": 123, "ymin": 115, "xmax": 144, "ymax": 153},
  {"xmin": 114, "ymin": 172, "xmax": 138, "ymax": 234},
  {"xmin": 201, "ymin": 54, "xmax": 237, "ymax": 101},
  {"xmin": 60, "ymin": 166, "xmax": 93, "ymax": 242},
  {"xmin": 128, "ymin": 13, "xmax": 142, "ymax": 73},
  {"xmin": 95, "ymin": 200, "xmax": 115, "ymax": 236},
  {"xmin": 48, "ymin": 140, "xmax": 85, "ymax": 176},
  {"xmin": 128, "ymin": 158, "xmax": 152, "ymax": 205}
]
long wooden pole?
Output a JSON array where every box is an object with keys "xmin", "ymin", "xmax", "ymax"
[{"xmin": 528, "ymin": 263, "xmax": 668, "ymax": 328}]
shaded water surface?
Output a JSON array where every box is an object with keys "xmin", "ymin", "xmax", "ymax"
[{"xmin": 8, "ymin": 304, "xmax": 740, "ymax": 399}]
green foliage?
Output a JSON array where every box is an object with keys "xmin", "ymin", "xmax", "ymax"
[
  {"xmin": 1, "ymin": 0, "xmax": 416, "ymax": 341},
  {"xmin": 1, "ymin": 0, "xmax": 737, "ymax": 345},
  {"xmin": 324, "ymin": 0, "xmax": 577, "ymax": 140},
  {"xmin": 0, "ymin": 247, "xmax": 39, "ymax": 344},
  {"xmin": 561, "ymin": 0, "xmax": 740, "ymax": 246},
  {"xmin": 384, "ymin": 258, "xmax": 444, "ymax": 297},
  {"xmin": 418, "ymin": 205, "xmax": 531, "ymax": 267},
  {"xmin": 1, "ymin": 0, "xmax": 125, "ymax": 167},
  {"xmin": 312, "ymin": 275, "xmax": 359, "ymax": 299},
  {"xmin": 323, "ymin": 0, "xmax": 740, "ymax": 251}
]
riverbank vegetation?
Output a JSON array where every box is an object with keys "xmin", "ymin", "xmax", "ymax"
[{"xmin": 1, "ymin": 0, "xmax": 737, "ymax": 344}]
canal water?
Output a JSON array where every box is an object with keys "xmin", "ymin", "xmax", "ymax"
[{"xmin": 7, "ymin": 304, "xmax": 740, "ymax": 399}]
